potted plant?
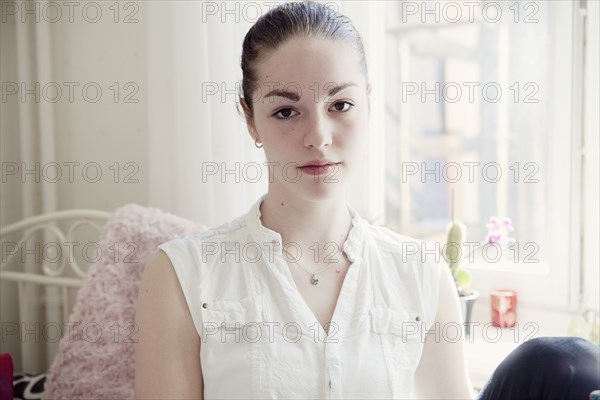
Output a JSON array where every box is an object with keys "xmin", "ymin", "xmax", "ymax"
[
  {"xmin": 443, "ymin": 217, "xmax": 479, "ymax": 338},
  {"xmin": 443, "ymin": 213, "xmax": 516, "ymax": 338}
]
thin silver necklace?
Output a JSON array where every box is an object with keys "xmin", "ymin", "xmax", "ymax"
[{"xmin": 282, "ymin": 246, "xmax": 346, "ymax": 285}]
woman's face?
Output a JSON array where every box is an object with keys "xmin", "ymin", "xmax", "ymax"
[{"xmin": 244, "ymin": 36, "xmax": 371, "ymax": 201}]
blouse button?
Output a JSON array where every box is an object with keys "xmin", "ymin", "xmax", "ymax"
[
  {"xmin": 202, "ymin": 302, "xmax": 209, "ymax": 309},
  {"xmin": 329, "ymin": 380, "xmax": 332, "ymax": 389},
  {"xmin": 415, "ymin": 315, "xmax": 421, "ymax": 322}
]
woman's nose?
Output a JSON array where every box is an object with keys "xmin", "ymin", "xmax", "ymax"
[{"xmin": 303, "ymin": 111, "xmax": 333, "ymax": 148}]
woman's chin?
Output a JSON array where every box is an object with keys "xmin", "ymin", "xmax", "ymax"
[{"xmin": 292, "ymin": 179, "xmax": 347, "ymax": 201}]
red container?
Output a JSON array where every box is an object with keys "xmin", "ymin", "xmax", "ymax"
[
  {"xmin": 0, "ymin": 353, "xmax": 13, "ymax": 400},
  {"xmin": 491, "ymin": 290, "xmax": 517, "ymax": 327}
]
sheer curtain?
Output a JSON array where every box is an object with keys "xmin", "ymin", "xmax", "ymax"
[
  {"xmin": 146, "ymin": 2, "xmax": 265, "ymax": 227},
  {"xmin": 0, "ymin": 4, "xmax": 60, "ymax": 373}
]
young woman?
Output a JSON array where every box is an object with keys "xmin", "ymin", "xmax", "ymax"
[{"xmin": 134, "ymin": 2, "xmax": 599, "ymax": 399}]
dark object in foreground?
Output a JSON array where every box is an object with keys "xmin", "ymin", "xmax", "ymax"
[{"xmin": 478, "ymin": 336, "xmax": 600, "ymax": 400}]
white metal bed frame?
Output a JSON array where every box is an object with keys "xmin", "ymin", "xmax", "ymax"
[{"xmin": 0, "ymin": 210, "xmax": 112, "ymax": 372}]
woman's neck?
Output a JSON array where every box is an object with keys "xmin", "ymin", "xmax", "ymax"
[{"xmin": 259, "ymin": 190, "xmax": 352, "ymax": 262}]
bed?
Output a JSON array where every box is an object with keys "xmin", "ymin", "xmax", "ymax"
[
  {"xmin": 0, "ymin": 210, "xmax": 111, "ymax": 399},
  {"xmin": 0, "ymin": 204, "xmax": 205, "ymax": 400}
]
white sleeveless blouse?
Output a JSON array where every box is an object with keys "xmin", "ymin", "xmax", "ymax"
[{"xmin": 157, "ymin": 193, "xmax": 442, "ymax": 399}]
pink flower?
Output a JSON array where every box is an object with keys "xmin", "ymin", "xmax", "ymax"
[{"xmin": 485, "ymin": 217, "xmax": 513, "ymax": 244}]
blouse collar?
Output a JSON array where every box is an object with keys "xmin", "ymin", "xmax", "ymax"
[{"xmin": 244, "ymin": 193, "xmax": 364, "ymax": 263}]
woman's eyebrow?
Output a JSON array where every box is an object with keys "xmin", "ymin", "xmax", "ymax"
[
  {"xmin": 264, "ymin": 88, "xmax": 301, "ymax": 101},
  {"xmin": 263, "ymin": 81, "xmax": 357, "ymax": 101},
  {"xmin": 326, "ymin": 82, "xmax": 357, "ymax": 97}
]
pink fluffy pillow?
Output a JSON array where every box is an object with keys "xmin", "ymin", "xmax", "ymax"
[{"xmin": 42, "ymin": 203, "xmax": 206, "ymax": 399}]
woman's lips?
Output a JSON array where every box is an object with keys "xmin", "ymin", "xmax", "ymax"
[{"xmin": 298, "ymin": 163, "xmax": 340, "ymax": 176}]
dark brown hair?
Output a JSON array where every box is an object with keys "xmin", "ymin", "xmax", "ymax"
[{"xmin": 239, "ymin": 1, "xmax": 369, "ymax": 118}]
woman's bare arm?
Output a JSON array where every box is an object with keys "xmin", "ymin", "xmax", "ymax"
[
  {"xmin": 412, "ymin": 262, "xmax": 476, "ymax": 399},
  {"xmin": 134, "ymin": 250, "xmax": 203, "ymax": 399}
]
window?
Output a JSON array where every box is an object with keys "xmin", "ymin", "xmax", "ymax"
[{"xmin": 384, "ymin": 0, "xmax": 581, "ymax": 310}]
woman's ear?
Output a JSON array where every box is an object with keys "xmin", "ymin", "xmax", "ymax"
[{"xmin": 240, "ymin": 97, "xmax": 259, "ymax": 141}]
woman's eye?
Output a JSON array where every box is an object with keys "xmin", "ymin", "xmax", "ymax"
[
  {"xmin": 331, "ymin": 101, "xmax": 353, "ymax": 112},
  {"xmin": 273, "ymin": 108, "xmax": 298, "ymax": 119},
  {"xmin": 273, "ymin": 102, "xmax": 353, "ymax": 119}
]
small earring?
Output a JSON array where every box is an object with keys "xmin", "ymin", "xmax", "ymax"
[{"xmin": 254, "ymin": 138, "xmax": 263, "ymax": 148}]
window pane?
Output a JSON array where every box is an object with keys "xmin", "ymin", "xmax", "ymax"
[{"xmin": 385, "ymin": 1, "xmax": 552, "ymax": 268}]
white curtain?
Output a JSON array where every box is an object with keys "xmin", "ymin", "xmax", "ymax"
[
  {"xmin": 1, "ymin": 2, "xmax": 60, "ymax": 372},
  {"xmin": 146, "ymin": 2, "xmax": 267, "ymax": 227}
]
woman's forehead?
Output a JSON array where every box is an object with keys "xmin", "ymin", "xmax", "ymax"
[
  {"xmin": 252, "ymin": 37, "xmax": 366, "ymax": 100},
  {"xmin": 257, "ymin": 36, "xmax": 360, "ymax": 73}
]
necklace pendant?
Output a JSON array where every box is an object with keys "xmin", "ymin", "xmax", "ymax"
[{"xmin": 310, "ymin": 274, "xmax": 319, "ymax": 285}]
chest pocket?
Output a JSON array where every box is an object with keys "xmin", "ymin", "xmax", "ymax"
[
  {"xmin": 200, "ymin": 295, "xmax": 265, "ymax": 342},
  {"xmin": 370, "ymin": 306, "xmax": 425, "ymax": 370}
]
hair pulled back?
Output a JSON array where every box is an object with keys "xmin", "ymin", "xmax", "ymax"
[{"xmin": 240, "ymin": 1, "xmax": 368, "ymax": 117}]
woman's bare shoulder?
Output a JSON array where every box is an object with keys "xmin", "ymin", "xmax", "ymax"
[
  {"xmin": 137, "ymin": 250, "xmax": 200, "ymax": 333},
  {"xmin": 134, "ymin": 250, "xmax": 204, "ymax": 399}
]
